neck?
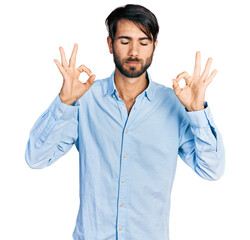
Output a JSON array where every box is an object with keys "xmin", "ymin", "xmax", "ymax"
[{"xmin": 114, "ymin": 69, "xmax": 149, "ymax": 102}]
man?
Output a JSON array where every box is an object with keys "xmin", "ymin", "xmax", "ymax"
[{"xmin": 25, "ymin": 4, "xmax": 225, "ymax": 240}]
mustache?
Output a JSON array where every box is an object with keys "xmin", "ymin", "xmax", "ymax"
[{"xmin": 125, "ymin": 58, "xmax": 141, "ymax": 62}]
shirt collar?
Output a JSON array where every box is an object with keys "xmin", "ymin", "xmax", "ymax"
[{"xmin": 104, "ymin": 70, "xmax": 153, "ymax": 102}]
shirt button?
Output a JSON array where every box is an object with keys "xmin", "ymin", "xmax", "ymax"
[
  {"xmin": 58, "ymin": 109, "xmax": 62, "ymax": 113},
  {"xmin": 122, "ymin": 179, "xmax": 126, "ymax": 183},
  {"xmin": 123, "ymin": 154, "xmax": 127, "ymax": 158},
  {"xmin": 125, "ymin": 129, "xmax": 128, "ymax": 134},
  {"xmin": 119, "ymin": 227, "xmax": 123, "ymax": 231},
  {"xmin": 120, "ymin": 203, "xmax": 124, "ymax": 207}
]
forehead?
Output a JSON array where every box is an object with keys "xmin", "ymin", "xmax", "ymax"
[{"xmin": 115, "ymin": 19, "xmax": 148, "ymax": 39}]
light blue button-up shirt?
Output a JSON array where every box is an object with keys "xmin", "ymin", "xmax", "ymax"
[{"xmin": 25, "ymin": 71, "xmax": 225, "ymax": 240}]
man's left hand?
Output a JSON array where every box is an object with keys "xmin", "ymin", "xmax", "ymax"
[{"xmin": 172, "ymin": 51, "xmax": 217, "ymax": 111}]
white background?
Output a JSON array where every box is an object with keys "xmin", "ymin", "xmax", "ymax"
[{"xmin": 0, "ymin": 0, "xmax": 249, "ymax": 239}]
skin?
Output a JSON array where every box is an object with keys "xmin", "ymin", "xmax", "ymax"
[
  {"xmin": 172, "ymin": 51, "xmax": 218, "ymax": 111},
  {"xmin": 54, "ymin": 44, "xmax": 96, "ymax": 105},
  {"xmin": 107, "ymin": 19, "xmax": 158, "ymax": 113},
  {"xmin": 54, "ymin": 20, "xmax": 217, "ymax": 112}
]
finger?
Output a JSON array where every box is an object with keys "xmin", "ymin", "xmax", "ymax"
[
  {"xmin": 176, "ymin": 71, "xmax": 192, "ymax": 85},
  {"xmin": 69, "ymin": 43, "xmax": 78, "ymax": 67},
  {"xmin": 77, "ymin": 64, "xmax": 93, "ymax": 76},
  {"xmin": 172, "ymin": 79, "xmax": 182, "ymax": 96},
  {"xmin": 54, "ymin": 59, "xmax": 66, "ymax": 75},
  {"xmin": 200, "ymin": 57, "xmax": 213, "ymax": 81},
  {"xmin": 59, "ymin": 46, "xmax": 69, "ymax": 69},
  {"xmin": 193, "ymin": 51, "xmax": 201, "ymax": 77},
  {"xmin": 83, "ymin": 74, "xmax": 96, "ymax": 90},
  {"xmin": 204, "ymin": 69, "xmax": 218, "ymax": 86}
]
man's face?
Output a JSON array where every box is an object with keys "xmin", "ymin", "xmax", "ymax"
[{"xmin": 108, "ymin": 19, "xmax": 158, "ymax": 78}]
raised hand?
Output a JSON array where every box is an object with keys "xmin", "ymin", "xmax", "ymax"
[
  {"xmin": 172, "ymin": 51, "xmax": 217, "ymax": 111},
  {"xmin": 54, "ymin": 43, "xmax": 96, "ymax": 105}
]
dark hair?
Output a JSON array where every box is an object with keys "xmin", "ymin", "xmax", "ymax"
[{"xmin": 105, "ymin": 4, "xmax": 159, "ymax": 43}]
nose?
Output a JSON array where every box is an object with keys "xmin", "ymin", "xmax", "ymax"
[{"xmin": 128, "ymin": 41, "xmax": 139, "ymax": 57}]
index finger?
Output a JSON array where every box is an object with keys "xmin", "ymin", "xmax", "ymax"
[
  {"xmin": 193, "ymin": 51, "xmax": 201, "ymax": 77},
  {"xmin": 69, "ymin": 43, "xmax": 78, "ymax": 67}
]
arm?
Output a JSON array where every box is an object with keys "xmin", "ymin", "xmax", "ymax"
[
  {"xmin": 25, "ymin": 43, "xmax": 95, "ymax": 169},
  {"xmin": 25, "ymin": 95, "xmax": 79, "ymax": 169},
  {"xmin": 172, "ymin": 51, "xmax": 225, "ymax": 180},
  {"xmin": 178, "ymin": 101, "xmax": 225, "ymax": 180}
]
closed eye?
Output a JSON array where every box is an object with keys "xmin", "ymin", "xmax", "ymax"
[{"xmin": 121, "ymin": 42, "xmax": 129, "ymax": 45}]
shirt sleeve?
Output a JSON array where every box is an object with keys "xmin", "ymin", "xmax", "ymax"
[
  {"xmin": 178, "ymin": 101, "xmax": 225, "ymax": 180},
  {"xmin": 25, "ymin": 94, "xmax": 80, "ymax": 169}
]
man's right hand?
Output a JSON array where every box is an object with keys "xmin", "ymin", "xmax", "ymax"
[{"xmin": 54, "ymin": 43, "xmax": 96, "ymax": 105}]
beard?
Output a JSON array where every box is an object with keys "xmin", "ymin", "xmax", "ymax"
[{"xmin": 112, "ymin": 47, "xmax": 154, "ymax": 78}]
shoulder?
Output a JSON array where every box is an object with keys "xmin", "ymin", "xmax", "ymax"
[
  {"xmin": 152, "ymin": 81, "xmax": 179, "ymax": 103},
  {"xmin": 77, "ymin": 76, "xmax": 109, "ymax": 103},
  {"xmin": 91, "ymin": 76, "xmax": 109, "ymax": 90},
  {"xmin": 151, "ymin": 80, "xmax": 186, "ymax": 115}
]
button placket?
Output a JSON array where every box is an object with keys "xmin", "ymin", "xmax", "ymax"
[{"xmin": 117, "ymin": 120, "xmax": 130, "ymax": 238}]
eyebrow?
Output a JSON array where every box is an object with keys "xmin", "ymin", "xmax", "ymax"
[{"xmin": 117, "ymin": 36, "xmax": 152, "ymax": 41}]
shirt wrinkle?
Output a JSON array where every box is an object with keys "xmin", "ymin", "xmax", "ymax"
[{"xmin": 25, "ymin": 70, "xmax": 225, "ymax": 240}]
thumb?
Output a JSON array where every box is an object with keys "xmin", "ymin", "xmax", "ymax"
[{"xmin": 172, "ymin": 79, "xmax": 181, "ymax": 96}]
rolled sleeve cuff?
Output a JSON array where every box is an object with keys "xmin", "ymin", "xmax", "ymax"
[
  {"xmin": 49, "ymin": 94, "xmax": 80, "ymax": 121},
  {"xmin": 185, "ymin": 101, "xmax": 213, "ymax": 128},
  {"xmin": 36, "ymin": 95, "xmax": 80, "ymax": 146}
]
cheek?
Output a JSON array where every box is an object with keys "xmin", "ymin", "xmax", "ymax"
[
  {"xmin": 114, "ymin": 46, "xmax": 128, "ymax": 59},
  {"xmin": 145, "ymin": 48, "xmax": 154, "ymax": 58},
  {"xmin": 139, "ymin": 45, "xmax": 154, "ymax": 55}
]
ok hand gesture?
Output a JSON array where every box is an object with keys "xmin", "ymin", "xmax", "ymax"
[
  {"xmin": 54, "ymin": 43, "xmax": 96, "ymax": 105},
  {"xmin": 172, "ymin": 51, "xmax": 217, "ymax": 111}
]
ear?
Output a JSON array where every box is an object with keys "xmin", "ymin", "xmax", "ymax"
[
  {"xmin": 107, "ymin": 36, "xmax": 113, "ymax": 54},
  {"xmin": 154, "ymin": 39, "xmax": 158, "ymax": 48},
  {"xmin": 153, "ymin": 39, "xmax": 158, "ymax": 50}
]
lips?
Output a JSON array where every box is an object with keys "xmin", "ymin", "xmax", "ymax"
[
  {"xmin": 126, "ymin": 61, "xmax": 139, "ymax": 66},
  {"xmin": 125, "ymin": 59, "xmax": 141, "ymax": 66}
]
